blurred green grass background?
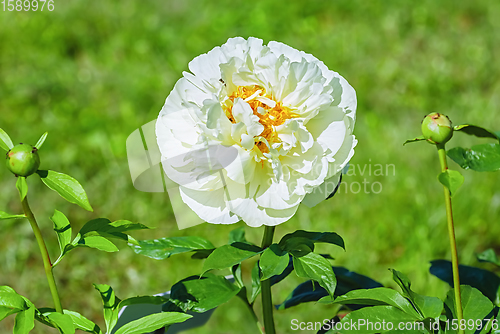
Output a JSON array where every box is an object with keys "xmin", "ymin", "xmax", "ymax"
[{"xmin": 1, "ymin": 0, "xmax": 500, "ymax": 333}]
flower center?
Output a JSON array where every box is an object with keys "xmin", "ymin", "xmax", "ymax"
[{"xmin": 223, "ymin": 85, "xmax": 298, "ymax": 153}]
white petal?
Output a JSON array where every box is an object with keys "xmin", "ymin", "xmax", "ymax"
[
  {"xmin": 301, "ymin": 173, "xmax": 342, "ymax": 208},
  {"xmin": 180, "ymin": 186, "xmax": 239, "ymax": 224}
]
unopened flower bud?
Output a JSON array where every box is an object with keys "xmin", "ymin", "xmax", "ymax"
[
  {"xmin": 421, "ymin": 112, "xmax": 453, "ymax": 144},
  {"xmin": 6, "ymin": 143, "xmax": 40, "ymax": 177}
]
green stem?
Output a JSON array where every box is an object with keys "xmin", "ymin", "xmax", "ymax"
[
  {"xmin": 21, "ymin": 195, "xmax": 63, "ymax": 314},
  {"xmin": 260, "ymin": 226, "xmax": 276, "ymax": 334},
  {"xmin": 437, "ymin": 143, "xmax": 463, "ymax": 332}
]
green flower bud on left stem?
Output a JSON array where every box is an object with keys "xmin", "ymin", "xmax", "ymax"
[{"xmin": 6, "ymin": 143, "xmax": 40, "ymax": 177}]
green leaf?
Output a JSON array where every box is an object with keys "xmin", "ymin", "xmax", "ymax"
[
  {"xmin": 14, "ymin": 303, "xmax": 35, "ymax": 334},
  {"xmin": 231, "ymin": 264, "xmax": 244, "ymax": 289},
  {"xmin": 403, "ymin": 135, "xmax": 426, "ymax": 146},
  {"xmin": 0, "ymin": 211, "xmax": 25, "ymax": 220},
  {"xmin": 444, "ymin": 285, "xmax": 494, "ymax": 334},
  {"xmin": 37, "ymin": 170, "xmax": 93, "ymax": 212},
  {"xmin": 79, "ymin": 219, "xmax": 149, "ymax": 236},
  {"xmin": 278, "ymin": 267, "xmax": 383, "ymax": 310},
  {"xmin": 438, "ymin": 169, "xmax": 464, "ymax": 196},
  {"xmin": 326, "ymin": 287, "xmax": 421, "ymax": 319},
  {"xmin": 202, "ymin": 242, "xmax": 262, "ymax": 274},
  {"xmin": 51, "ymin": 210, "xmax": 72, "ymax": 257},
  {"xmin": 0, "ymin": 290, "xmax": 28, "ymax": 321},
  {"xmin": 63, "ymin": 218, "xmax": 150, "ymax": 256},
  {"xmin": 34, "ymin": 132, "xmax": 48, "ymax": 150},
  {"xmin": 292, "ymin": 252, "xmax": 336, "ymax": 298},
  {"xmin": 44, "ymin": 312, "xmax": 75, "ymax": 334},
  {"xmin": 113, "ymin": 312, "xmax": 191, "ymax": 334},
  {"xmin": 412, "ymin": 294, "xmax": 443, "ymax": 319},
  {"xmin": 228, "ymin": 226, "xmax": 247, "ymax": 244},
  {"xmin": 93, "ymin": 284, "xmax": 120, "ymax": 333},
  {"xmin": 75, "ymin": 235, "xmax": 119, "ymax": 252},
  {"xmin": 448, "ymin": 144, "xmax": 500, "ymax": 172},
  {"xmin": 280, "ymin": 237, "xmax": 315, "ymax": 257},
  {"xmin": 0, "ymin": 128, "xmax": 14, "ymax": 151},
  {"xmin": 16, "ymin": 177, "xmax": 28, "ymax": 201},
  {"xmin": 477, "ymin": 249, "xmax": 500, "ymax": 267},
  {"xmin": 391, "ymin": 269, "xmax": 425, "ymax": 318},
  {"xmin": 131, "ymin": 236, "xmax": 214, "ymax": 260},
  {"xmin": 454, "ymin": 124, "xmax": 500, "ymax": 141},
  {"xmin": 249, "ymin": 261, "xmax": 261, "ymax": 304},
  {"xmin": 78, "ymin": 218, "xmax": 149, "ymax": 246},
  {"xmin": 260, "ymin": 244, "xmax": 289, "ymax": 281},
  {"xmin": 0, "ymin": 286, "xmax": 16, "ymax": 293},
  {"xmin": 339, "ymin": 305, "xmax": 423, "ymax": 333},
  {"xmin": 167, "ymin": 274, "xmax": 240, "ymax": 313},
  {"xmin": 119, "ymin": 296, "xmax": 169, "ymax": 309},
  {"xmin": 36, "ymin": 309, "xmax": 76, "ymax": 334},
  {"xmin": 63, "ymin": 310, "xmax": 103, "ymax": 334},
  {"xmin": 279, "ymin": 230, "xmax": 345, "ymax": 250}
]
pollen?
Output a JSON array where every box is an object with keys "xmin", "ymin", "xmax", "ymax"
[{"xmin": 223, "ymin": 85, "xmax": 298, "ymax": 153}]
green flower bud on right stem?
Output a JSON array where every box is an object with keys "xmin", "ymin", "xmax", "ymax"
[{"xmin": 421, "ymin": 112, "xmax": 453, "ymax": 145}]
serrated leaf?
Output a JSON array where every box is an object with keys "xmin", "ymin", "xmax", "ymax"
[
  {"xmin": 249, "ymin": 261, "xmax": 261, "ymax": 304},
  {"xmin": 403, "ymin": 136, "xmax": 426, "ymax": 146},
  {"xmin": 34, "ymin": 132, "xmax": 48, "ymax": 150},
  {"xmin": 0, "ymin": 211, "xmax": 25, "ymax": 220},
  {"xmin": 37, "ymin": 170, "xmax": 93, "ymax": 212},
  {"xmin": 260, "ymin": 244, "xmax": 289, "ymax": 280},
  {"xmin": 454, "ymin": 124, "xmax": 500, "ymax": 141},
  {"xmin": 292, "ymin": 252, "xmax": 336, "ymax": 298},
  {"xmin": 16, "ymin": 177, "xmax": 28, "ymax": 201},
  {"xmin": 131, "ymin": 236, "xmax": 214, "ymax": 260},
  {"xmin": 448, "ymin": 144, "xmax": 500, "ymax": 172},
  {"xmin": 444, "ymin": 285, "xmax": 494, "ymax": 334},
  {"xmin": 14, "ymin": 304, "xmax": 35, "ymax": 334},
  {"xmin": 438, "ymin": 169, "xmax": 464, "ymax": 196},
  {"xmin": 63, "ymin": 310, "xmax": 102, "ymax": 334},
  {"xmin": 51, "ymin": 210, "xmax": 72, "ymax": 257},
  {"xmin": 168, "ymin": 274, "xmax": 240, "ymax": 313},
  {"xmin": 202, "ymin": 242, "xmax": 262, "ymax": 274},
  {"xmin": 0, "ymin": 128, "xmax": 14, "ymax": 151},
  {"xmin": 93, "ymin": 284, "xmax": 120, "ymax": 333},
  {"xmin": 113, "ymin": 312, "xmax": 191, "ymax": 334}
]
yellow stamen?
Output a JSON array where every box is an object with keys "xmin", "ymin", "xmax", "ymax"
[{"xmin": 223, "ymin": 85, "xmax": 298, "ymax": 153}]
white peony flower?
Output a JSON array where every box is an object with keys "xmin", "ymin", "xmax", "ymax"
[{"xmin": 156, "ymin": 37, "xmax": 357, "ymax": 227}]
